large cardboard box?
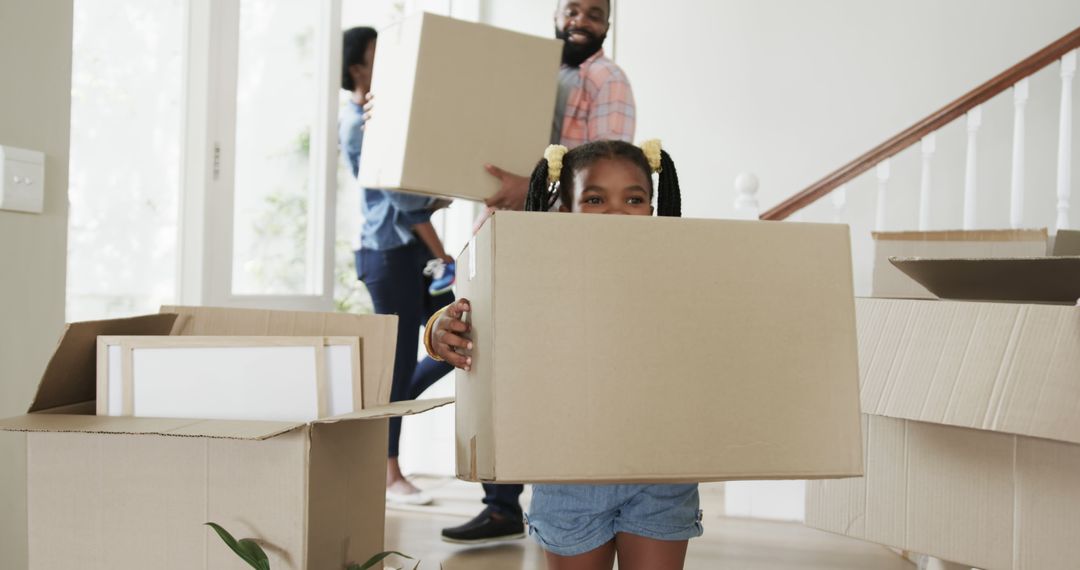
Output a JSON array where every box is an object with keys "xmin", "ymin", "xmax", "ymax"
[
  {"xmin": 806, "ymin": 294, "xmax": 1080, "ymax": 569},
  {"xmin": 357, "ymin": 12, "xmax": 562, "ymax": 201},
  {"xmin": 870, "ymin": 229, "xmax": 1048, "ymax": 299},
  {"xmin": 454, "ymin": 211, "xmax": 864, "ymax": 483},
  {"xmin": 0, "ymin": 306, "xmax": 451, "ymax": 570}
]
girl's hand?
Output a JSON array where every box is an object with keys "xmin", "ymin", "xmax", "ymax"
[{"xmin": 433, "ymin": 298, "xmax": 473, "ymax": 370}]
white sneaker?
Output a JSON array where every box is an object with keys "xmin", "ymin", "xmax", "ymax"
[{"xmin": 386, "ymin": 488, "xmax": 434, "ymax": 506}]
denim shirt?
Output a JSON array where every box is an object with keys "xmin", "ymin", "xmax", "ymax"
[{"xmin": 339, "ymin": 99, "xmax": 434, "ymax": 251}]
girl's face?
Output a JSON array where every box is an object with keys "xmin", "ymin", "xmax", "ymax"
[{"xmin": 559, "ymin": 157, "xmax": 654, "ymax": 216}]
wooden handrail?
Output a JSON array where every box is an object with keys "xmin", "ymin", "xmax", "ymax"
[{"xmin": 760, "ymin": 25, "xmax": 1080, "ymax": 221}]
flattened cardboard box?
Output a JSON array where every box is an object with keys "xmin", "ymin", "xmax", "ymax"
[
  {"xmin": 0, "ymin": 306, "xmax": 452, "ymax": 570},
  {"xmin": 455, "ymin": 212, "xmax": 863, "ymax": 483},
  {"xmin": 357, "ymin": 12, "xmax": 561, "ymax": 201},
  {"xmin": 870, "ymin": 229, "xmax": 1047, "ymax": 299},
  {"xmin": 806, "ymin": 296, "xmax": 1080, "ymax": 570}
]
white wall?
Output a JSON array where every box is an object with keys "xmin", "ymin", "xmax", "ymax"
[
  {"xmin": 615, "ymin": 0, "xmax": 1080, "ymax": 293},
  {"xmin": 0, "ymin": 0, "xmax": 74, "ymax": 567}
]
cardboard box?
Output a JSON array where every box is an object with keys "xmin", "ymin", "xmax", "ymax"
[
  {"xmin": 0, "ymin": 306, "xmax": 452, "ymax": 570},
  {"xmin": 870, "ymin": 229, "xmax": 1048, "ymax": 299},
  {"xmin": 806, "ymin": 295, "xmax": 1080, "ymax": 569},
  {"xmin": 454, "ymin": 211, "xmax": 863, "ymax": 483},
  {"xmin": 357, "ymin": 12, "xmax": 562, "ymax": 202}
]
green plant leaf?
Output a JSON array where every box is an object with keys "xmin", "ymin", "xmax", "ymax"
[
  {"xmin": 238, "ymin": 538, "xmax": 271, "ymax": 570},
  {"xmin": 205, "ymin": 522, "xmax": 260, "ymax": 568},
  {"xmin": 352, "ymin": 550, "xmax": 413, "ymax": 570}
]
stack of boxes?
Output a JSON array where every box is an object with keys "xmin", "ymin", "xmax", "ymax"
[{"xmin": 806, "ymin": 229, "xmax": 1080, "ymax": 568}]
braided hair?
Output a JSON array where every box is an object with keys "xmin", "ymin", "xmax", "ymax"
[{"xmin": 524, "ymin": 140, "xmax": 682, "ymax": 217}]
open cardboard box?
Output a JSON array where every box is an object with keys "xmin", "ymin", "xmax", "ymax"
[
  {"xmin": 889, "ymin": 255, "xmax": 1080, "ymax": 304},
  {"xmin": 0, "ymin": 306, "xmax": 451, "ymax": 570},
  {"xmin": 806, "ymin": 260, "xmax": 1080, "ymax": 569},
  {"xmin": 870, "ymin": 229, "xmax": 1048, "ymax": 299},
  {"xmin": 454, "ymin": 211, "xmax": 864, "ymax": 484}
]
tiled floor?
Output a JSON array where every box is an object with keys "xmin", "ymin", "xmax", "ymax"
[{"xmin": 384, "ymin": 477, "xmax": 914, "ymax": 570}]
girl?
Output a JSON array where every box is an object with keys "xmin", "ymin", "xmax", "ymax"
[{"xmin": 425, "ymin": 140, "xmax": 701, "ymax": 569}]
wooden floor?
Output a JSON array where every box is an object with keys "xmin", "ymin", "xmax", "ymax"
[{"xmin": 384, "ymin": 477, "xmax": 913, "ymax": 570}]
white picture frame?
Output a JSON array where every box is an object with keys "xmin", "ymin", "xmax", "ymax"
[{"xmin": 96, "ymin": 336, "xmax": 362, "ymax": 422}]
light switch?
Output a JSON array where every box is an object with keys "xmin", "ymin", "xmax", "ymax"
[{"xmin": 0, "ymin": 145, "xmax": 45, "ymax": 214}]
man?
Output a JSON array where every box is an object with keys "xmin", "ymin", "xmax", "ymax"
[{"xmin": 441, "ymin": 0, "xmax": 636, "ymax": 545}]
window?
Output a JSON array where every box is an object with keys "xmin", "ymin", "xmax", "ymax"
[{"xmin": 67, "ymin": 0, "xmax": 185, "ymax": 321}]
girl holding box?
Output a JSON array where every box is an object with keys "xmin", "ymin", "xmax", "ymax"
[{"xmin": 425, "ymin": 140, "xmax": 702, "ymax": 569}]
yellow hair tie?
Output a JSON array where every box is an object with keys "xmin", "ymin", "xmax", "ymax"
[
  {"xmin": 544, "ymin": 144, "xmax": 568, "ymax": 184},
  {"xmin": 639, "ymin": 139, "xmax": 663, "ymax": 173}
]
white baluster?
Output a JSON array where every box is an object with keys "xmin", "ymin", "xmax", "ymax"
[
  {"xmin": 963, "ymin": 105, "xmax": 982, "ymax": 230},
  {"xmin": 875, "ymin": 160, "xmax": 891, "ymax": 232},
  {"xmin": 1056, "ymin": 50, "xmax": 1077, "ymax": 230},
  {"xmin": 919, "ymin": 134, "xmax": 936, "ymax": 231},
  {"xmin": 831, "ymin": 185, "xmax": 847, "ymax": 224},
  {"xmin": 733, "ymin": 173, "xmax": 760, "ymax": 220},
  {"xmin": 1009, "ymin": 79, "xmax": 1029, "ymax": 229}
]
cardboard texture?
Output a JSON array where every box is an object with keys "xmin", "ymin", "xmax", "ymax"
[
  {"xmin": 870, "ymin": 229, "xmax": 1048, "ymax": 299},
  {"xmin": 454, "ymin": 211, "xmax": 863, "ymax": 483},
  {"xmin": 889, "ymin": 256, "xmax": 1080, "ymax": 303},
  {"xmin": 357, "ymin": 12, "xmax": 562, "ymax": 201},
  {"xmin": 806, "ymin": 296, "xmax": 1080, "ymax": 569},
  {"xmin": 1, "ymin": 306, "xmax": 451, "ymax": 570}
]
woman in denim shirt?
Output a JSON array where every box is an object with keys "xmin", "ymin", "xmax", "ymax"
[{"xmin": 340, "ymin": 26, "xmax": 451, "ymax": 505}]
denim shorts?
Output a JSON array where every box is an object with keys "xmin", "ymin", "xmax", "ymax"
[{"xmin": 526, "ymin": 483, "xmax": 703, "ymax": 557}]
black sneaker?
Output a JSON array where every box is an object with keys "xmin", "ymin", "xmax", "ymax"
[{"xmin": 441, "ymin": 507, "xmax": 526, "ymax": 544}]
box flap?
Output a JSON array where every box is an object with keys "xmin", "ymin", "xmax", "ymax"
[
  {"xmin": 872, "ymin": 228, "xmax": 1048, "ymax": 242},
  {"xmin": 313, "ymin": 397, "xmax": 453, "ymax": 424},
  {"xmin": 0, "ymin": 413, "xmax": 303, "ymax": 440},
  {"xmin": 1053, "ymin": 230, "xmax": 1080, "ymax": 256},
  {"xmin": 857, "ymin": 297, "xmax": 1080, "ymax": 446},
  {"xmin": 889, "ymin": 256, "xmax": 1080, "ymax": 303},
  {"xmin": 29, "ymin": 313, "xmax": 178, "ymax": 413},
  {"xmin": 162, "ymin": 305, "xmax": 397, "ymax": 408}
]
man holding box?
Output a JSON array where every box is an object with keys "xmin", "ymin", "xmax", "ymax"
[
  {"xmin": 481, "ymin": 0, "xmax": 634, "ymax": 214},
  {"xmin": 440, "ymin": 0, "xmax": 637, "ymax": 545}
]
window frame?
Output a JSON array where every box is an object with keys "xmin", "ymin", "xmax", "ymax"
[{"xmin": 177, "ymin": 0, "xmax": 341, "ymax": 311}]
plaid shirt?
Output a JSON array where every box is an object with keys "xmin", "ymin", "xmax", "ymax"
[{"xmin": 559, "ymin": 49, "xmax": 636, "ymax": 148}]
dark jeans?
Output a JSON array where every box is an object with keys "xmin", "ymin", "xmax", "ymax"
[
  {"xmin": 357, "ymin": 240, "xmax": 454, "ymax": 458},
  {"xmin": 484, "ymin": 483, "xmax": 524, "ymax": 518}
]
